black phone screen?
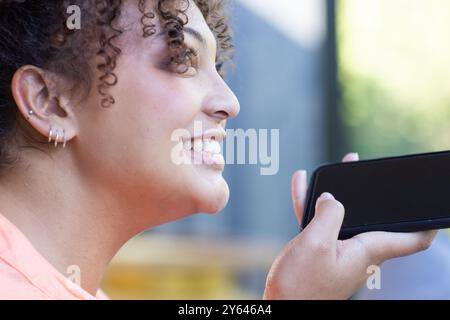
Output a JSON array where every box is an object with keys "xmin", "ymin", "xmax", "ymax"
[{"xmin": 306, "ymin": 151, "xmax": 450, "ymax": 228}]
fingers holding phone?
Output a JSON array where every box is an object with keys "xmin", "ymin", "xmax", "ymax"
[
  {"xmin": 265, "ymin": 191, "xmax": 437, "ymax": 300},
  {"xmin": 265, "ymin": 152, "xmax": 438, "ymax": 299},
  {"xmin": 264, "ymin": 190, "xmax": 360, "ymax": 299},
  {"xmin": 345, "ymin": 229, "xmax": 438, "ymax": 266}
]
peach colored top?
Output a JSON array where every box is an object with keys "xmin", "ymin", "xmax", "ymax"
[{"xmin": 0, "ymin": 213, "xmax": 108, "ymax": 300}]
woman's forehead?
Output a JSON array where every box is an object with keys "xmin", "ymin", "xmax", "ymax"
[{"xmin": 118, "ymin": 0, "xmax": 217, "ymax": 54}]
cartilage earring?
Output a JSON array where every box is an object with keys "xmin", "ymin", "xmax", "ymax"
[{"xmin": 26, "ymin": 109, "xmax": 34, "ymax": 120}]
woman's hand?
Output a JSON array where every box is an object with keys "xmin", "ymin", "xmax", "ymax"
[{"xmin": 263, "ymin": 153, "xmax": 437, "ymax": 300}]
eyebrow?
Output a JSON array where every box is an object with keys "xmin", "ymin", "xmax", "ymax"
[
  {"xmin": 157, "ymin": 27, "xmax": 207, "ymax": 49},
  {"xmin": 184, "ymin": 27, "xmax": 207, "ymax": 48}
]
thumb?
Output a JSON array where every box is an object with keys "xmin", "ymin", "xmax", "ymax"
[
  {"xmin": 291, "ymin": 170, "xmax": 308, "ymax": 224},
  {"xmin": 303, "ymin": 192, "xmax": 346, "ymax": 246},
  {"xmin": 342, "ymin": 152, "xmax": 359, "ymax": 162}
]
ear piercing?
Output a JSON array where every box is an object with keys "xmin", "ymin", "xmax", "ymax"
[
  {"xmin": 27, "ymin": 110, "xmax": 68, "ymax": 148},
  {"xmin": 26, "ymin": 109, "xmax": 34, "ymax": 120},
  {"xmin": 48, "ymin": 126, "xmax": 67, "ymax": 148}
]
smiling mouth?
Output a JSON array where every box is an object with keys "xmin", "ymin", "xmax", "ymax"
[{"xmin": 181, "ymin": 136, "xmax": 225, "ymax": 170}]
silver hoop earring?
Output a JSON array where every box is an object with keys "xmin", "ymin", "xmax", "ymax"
[
  {"xmin": 48, "ymin": 126, "xmax": 68, "ymax": 148},
  {"xmin": 48, "ymin": 127, "xmax": 54, "ymax": 143},
  {"xmin": 62, "ymin": 129, "xmax": 67, "ymax": 149},
  {"xmin": 54, "ymin": 129, "xmax": 60, "ymax": 148}
]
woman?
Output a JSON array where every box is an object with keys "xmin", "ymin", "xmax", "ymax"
[{"xmin": 0, "ymin": 0, "xmax": 436, "ymax": 299}]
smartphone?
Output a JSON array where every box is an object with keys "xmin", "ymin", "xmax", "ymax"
[{"xmin": 301, "ymin": 150, "xmax": 450, "ymax": 240}]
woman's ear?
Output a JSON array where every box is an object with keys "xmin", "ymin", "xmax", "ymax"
[{"xmin": 11, "ymin": 65, "xmax": 77, "ymax": 146}]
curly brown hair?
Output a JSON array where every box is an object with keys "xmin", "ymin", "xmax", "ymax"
[{"xmin": 0, "ymin": 0, "xmax": 233, "ymax": 168}]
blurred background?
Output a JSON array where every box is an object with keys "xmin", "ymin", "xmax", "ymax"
[{"xmin": 101, "ymin": 0, "xmax": 450, "ymax": 299}]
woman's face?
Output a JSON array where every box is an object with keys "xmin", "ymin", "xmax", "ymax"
[{"xmin": 74, "ymin": 0, "xmax": 240, "ymax": 226}]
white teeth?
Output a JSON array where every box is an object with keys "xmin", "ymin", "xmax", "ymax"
[
  {"xmin": 185, "ymin": 138, "xmax": 222, "ymax": 155},
  {"xmin": 193, "ymin": 139, "xmax": 203, "ymax": 153},
  {"xmin": 203, "ymin": 139, "xmax": 211, "ymax": 152},
  {"xmin": 183, "ymin": 140, "xmax": 192, "ymax": 151},
  {"xmin": 203, "ymin": 140, "xmax": 215, "ymax": 154},
  {"xmin": 203, "ymin": 139, "xmax": 221, "ymax": 154},
  {"xmin": 212, "ymin": 140, "xmax": 221, "ymax": 154}
]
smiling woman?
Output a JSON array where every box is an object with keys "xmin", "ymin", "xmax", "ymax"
[
  {"xmin": 0, "ymin": 0, "xmax": 437, "ymax": 300},
  {"xmin": 0, "ymin": 0, "xmax": 240, "ymax": 299}
]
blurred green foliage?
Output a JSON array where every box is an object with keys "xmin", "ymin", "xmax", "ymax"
[{"xmin": 338, "ymin": 0, "xmax": 450, "ymax": 158}]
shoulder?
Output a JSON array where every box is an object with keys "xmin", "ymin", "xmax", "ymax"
[{"xmin": 0, "ymin": 259, "xmax": 50, "ymax": 300}]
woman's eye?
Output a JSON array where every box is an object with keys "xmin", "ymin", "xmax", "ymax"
[
  {"xmin": 216, "ymin": 61, "xmax": 226, "ymax": 78},
  {"xmin": 177, "ymin": 65, "xmax": 198, "ymax": 77},
  {"xmin": 168, "ymin": 47, "xmax": 199, "ymax": 77},
  {"xmin": 166, "ymin": 61, "xmax": 198, "ymax": 77},
  {"xmin": 216, "ymin": 62, "xmax": 224, "ymax": 73}
]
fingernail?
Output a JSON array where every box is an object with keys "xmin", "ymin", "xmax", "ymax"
[
  {"xmin": 318, "ymin": 192, "xmax": 334, "ymax": 201},
  {"xmin": 346, "ymin": 152, "xmax": 359, "ymax": 160}
]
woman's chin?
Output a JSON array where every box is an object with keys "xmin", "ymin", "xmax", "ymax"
[
  {"xmin": 194, "ymin": 177, "xmax": 230, "ymax": 214},
  {"xmin": 181, "ymin": 161, "xmax": 230, "ymax": 214}
]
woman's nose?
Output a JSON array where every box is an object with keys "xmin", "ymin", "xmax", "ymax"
[{"xmin": 202, "ymin": 82, "xmax": 241, "ymax": 121}]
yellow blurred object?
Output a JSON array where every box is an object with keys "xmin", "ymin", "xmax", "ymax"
[{"xmin": 101, "ymin": 234, "xmax": 281, "ymax": 300}]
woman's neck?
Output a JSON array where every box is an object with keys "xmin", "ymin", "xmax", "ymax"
[{"xmin": 0, "ymin": 152, "xmax": 147, "ymax": 296}]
